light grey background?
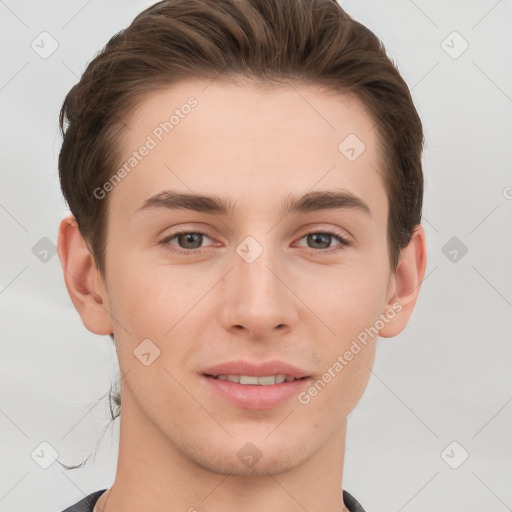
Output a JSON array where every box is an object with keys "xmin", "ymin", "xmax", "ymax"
[{"xmin": 1, "ymin": 1, "xmax": 511, "ymax": 511}]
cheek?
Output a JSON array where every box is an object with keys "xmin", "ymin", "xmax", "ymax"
[
  {"xmin": 302, "ymin": 257, "xmax": 388, "ymax": 336},
  {"xmin": 294, "ymin": 298, "xmax": 378, "ymax": 431},
  {"xmin": 310, "ymin": 347, "xmax": 376, "ymax": 423},
  {"xmin": 106, "ymin": 250, "xmax": 180, "ymax": 325},
  {"xmin": 298, "ymin": 261, "xmax": 385, "ymax": 408},
  {"xmin": 104, "ymin": 250, "xmax": 214, "ymax": 375}
]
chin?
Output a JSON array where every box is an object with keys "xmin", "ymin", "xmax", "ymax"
[
  {"xmin": 186, "ymin": 430, "xmax": 316, "ymax": 477},
  {"xmin": 193, "ymin": 444, "xmax": 307, "ymax": 477}
]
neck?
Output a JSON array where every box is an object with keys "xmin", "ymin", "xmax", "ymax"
[{"xmin": 95, "ymin": 392, "xmax": 351, "ymax": 512}]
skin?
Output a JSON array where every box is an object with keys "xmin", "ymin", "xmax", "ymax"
[{"xmin": 58, "ymin": 79, "xmax": 427, "ymax": 512}]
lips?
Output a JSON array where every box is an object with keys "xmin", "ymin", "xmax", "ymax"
[
  {"xmin": 212, "ymin": 374, "xmax": 303, "ymax": 385},
  {"xmin": 201, "ymin": 359, "xmax": 310, "ymax": 380},
  {"xmin": 199, "ymin": 359, "xmax": 312, "ymax": 409}
]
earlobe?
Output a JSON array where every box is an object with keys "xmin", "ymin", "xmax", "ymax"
[
  {"xmin": 57, "ymin": 214, "xmax": 113, "ymax": 335},
  {"xmin": 379, "ymin": 224, "xmax": 427, "ymax": 338}
]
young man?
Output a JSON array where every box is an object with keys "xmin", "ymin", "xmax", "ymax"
[{"xmin": 56, "ymin": 0, "xmax": 427, "ymax": 511}]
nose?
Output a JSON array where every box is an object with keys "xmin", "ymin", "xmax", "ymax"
[{"xmin": 218, "ymin": 239, "xmax": 299, "ymax": 338}]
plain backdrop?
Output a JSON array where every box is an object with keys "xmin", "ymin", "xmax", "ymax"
[{"xmin": 1, "ymin": 1, "xmax": 511, "ymax": 511}]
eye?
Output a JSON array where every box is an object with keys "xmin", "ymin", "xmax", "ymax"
[
  {"xmin": 159, "ymin": 229, "xmax": 213, "ymax": 256},
  {"xmin": 295, "ymin": 228, "xmax": 352, "ymax": 253},
  {"xmin": 159, "ymin": 227, "xmax": 352, "ymax": 257}
]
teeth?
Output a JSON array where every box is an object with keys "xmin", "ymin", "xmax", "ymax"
[
  {"xmin": 216, "ymin": 374, "xmax": 292, "ymax": 385},
  {"xmin": 239, "ymin": 375, "xmax": 259, "ymax": 385},
  {"xmin": 257, "ymin": 375, "xmax": 286, "ymax": 385}
]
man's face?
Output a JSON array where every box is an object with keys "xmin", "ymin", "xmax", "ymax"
[{"xmin": 100, "ymin": 79, "xmax": 396, "ymax": 475}]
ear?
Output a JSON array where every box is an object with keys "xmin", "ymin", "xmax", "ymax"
[
  {"xmin": 57, "ymin": 214, "xmax": 113, "ymax": 335},
  {"xmin": 379, "ymin": 224, "xmax": 427, "ymax": 338}
]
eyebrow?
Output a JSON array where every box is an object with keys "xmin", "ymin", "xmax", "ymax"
[{"xmin": 137, "ymin": 188, "xmax": 372, "ymax": 219}]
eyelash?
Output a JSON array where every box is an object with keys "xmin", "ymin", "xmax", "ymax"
[{"xmin": 159, "ymin": 227, "xmax": 352, "ymax": 257}]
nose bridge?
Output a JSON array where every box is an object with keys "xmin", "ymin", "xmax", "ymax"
[
  {"xmin": 235, "ymin": 236, "xmax": 282, "ymax": 303},
  {"xmin": 221, "ymin": 234, "xmax": 296, "ymax": 332}
]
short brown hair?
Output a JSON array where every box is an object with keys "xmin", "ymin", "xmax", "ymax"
[{"xmin": 59, "ymin": 0, "xmax": 424, "ymax": 276}]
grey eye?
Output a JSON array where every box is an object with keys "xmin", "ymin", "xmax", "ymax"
[
  {"xmin": 177, "ymin": 232, "xmax": 204, "ymax": 249},
  {"xmin": 306, "ymin": 233, "xmax": 334, "ymax": 249}
]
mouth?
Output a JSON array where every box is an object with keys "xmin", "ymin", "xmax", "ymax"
[
  {"xmin": 200, "ymin": 372, "xmax": 312, "ymax": 410},
  {"xmin": 199, "ymin": 360, "xmax": 312, "ymax": 409},
  {"xmin": 203, "ymin": 374, "xmax": 309, "ymax": 385}
]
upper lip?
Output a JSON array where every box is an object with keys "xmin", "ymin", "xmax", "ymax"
[{"xmin": 202, "ymin": 359, "xmax": 310, "ymax": 378}]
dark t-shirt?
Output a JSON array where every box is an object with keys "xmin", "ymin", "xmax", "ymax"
[{"xmin": 60, "ymin": 488, "xmax": 366, "ymax": 512}]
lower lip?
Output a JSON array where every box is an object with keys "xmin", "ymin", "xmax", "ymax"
[{"xmin": 200, "ymin": 374, "xmax": 311, "ymax": 410}]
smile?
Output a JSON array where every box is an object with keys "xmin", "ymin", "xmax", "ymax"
[{"xmin": 207, "ymin": 374, "xmax": 307, "ymax": 385}]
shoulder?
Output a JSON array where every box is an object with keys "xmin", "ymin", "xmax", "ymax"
[
  {"xmin": 58, "ymin": 489, "xmax": 108, "ymax": 512},
  {"xmin": 343, "ymin": 489, "xmax": 367, "ymax": 512},
  {"xmin": 58, "ymin": 488, "xmax": 365, "ymax": 512}
]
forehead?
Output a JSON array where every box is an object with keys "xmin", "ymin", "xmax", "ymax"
[{"xmin": 110, "ymin": 79, "xmax": 387, "ymax": 224}]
